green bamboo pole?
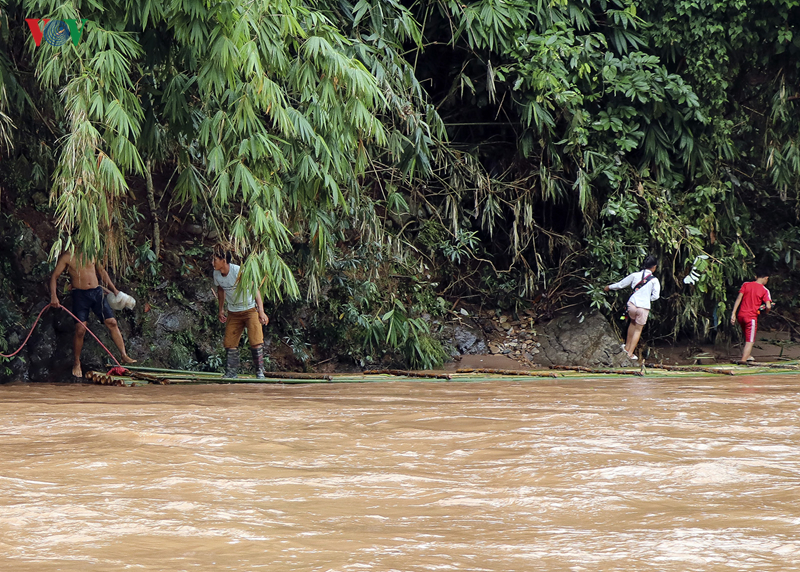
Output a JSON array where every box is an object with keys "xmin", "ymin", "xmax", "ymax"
[{"xmin": 115, "ymin": 365, "xmax": 224, "ymax": 376}]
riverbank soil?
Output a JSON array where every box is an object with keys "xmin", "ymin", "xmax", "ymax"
[
  {"xmin": 648, "ymin": 329, "xmax": 800, "ymax": 365},
  {"xmin": 447, "ymin": 306, "xmax": 800, "ymax": 370}
]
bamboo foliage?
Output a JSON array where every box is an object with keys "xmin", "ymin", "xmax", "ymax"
[
  {"xmin": 1, "ymin": 0, "xmax": 799, "ymax": 348},
  {"xmin": 33, "ymin": 5, "xmax": 145, "ymax": 267},
  {"xmin": 0, "ymin": 0, "xmax": 14, "ymax": 152},
  {"xmin": 21, "ymin": 0, "xmax": 403, "ymax": 302}
]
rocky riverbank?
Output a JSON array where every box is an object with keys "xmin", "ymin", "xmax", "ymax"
[
  {"xmin": 2, "ymin": 212, "xmax": 795, "ymax": 383},
  {"xmin": 443, "ymin": 304, "xmax": 633, "ymax": 369},
  {"xmin": 5, "ymin": 287, "xmax": 798, "ymax": 383},
  {"xmin": 2, "ymin": 277, "xmax": 635, "ymax": 383}
]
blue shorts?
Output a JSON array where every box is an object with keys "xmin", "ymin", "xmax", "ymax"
[{"xmin": 72, "ymin": 287, "xmax": 115, "ymax": 323}]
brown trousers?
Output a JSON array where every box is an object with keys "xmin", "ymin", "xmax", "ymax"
[{"xmin": 223, "ymin": 308, "xmax": 264, "ymax": 348}]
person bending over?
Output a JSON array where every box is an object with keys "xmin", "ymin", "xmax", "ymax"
[
  {"xmin": 49, "ymin": 252, "xmax": 136, "ymax": 377},
  {"xmin": 212, "ymin": 243, "xmax": 269, "ymax": 378},
  {"xmin": 604, "ymin": 255, "xmax": 661, "ymax": 361}
]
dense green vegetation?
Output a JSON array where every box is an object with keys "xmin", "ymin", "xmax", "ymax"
[{"xmin": 1, "ymin": 0, "xmax": 799, "ymax": 367}]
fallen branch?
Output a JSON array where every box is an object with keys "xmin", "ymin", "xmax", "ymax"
[
  {"xmin": 549, "ymin": 365, "xmax": 643, "ymax": 376},
  {"xmin": 260, "ymin": 371, "xmax": 333, "ymax": 381},
  {"xmin": 644, "ymin": 363, "xmax": 735, "ymax": 376},
  {"xmin": 770, "ymin": 311, "xmax": 800, "ymax": 339},
  {"xmin": 362, "ymin": 369, "xmax": 452, "ymax": 380},
  {"xmin": 733, "ymin": 361, "xmax": 800, "ymax": 370},
  {"xmin": 456, "ymin": 368, "xmax": 557, "ymax": 378}
]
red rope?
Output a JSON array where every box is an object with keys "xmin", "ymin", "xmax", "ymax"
[
  {"xmin": 0, "ymin": 305, "xmax": 49, "ymax": 358},
  {"xmin": 58, "ymin": 306, "xmax": 122, "ymax": 368},
  {"xmin": 0, "ymin": 304, "xmax": 123, "ymax": 369}
]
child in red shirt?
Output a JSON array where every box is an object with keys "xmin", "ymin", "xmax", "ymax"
[{"xmin": 729, "ymin": 269, "xmax": 772, "ymax": 363}]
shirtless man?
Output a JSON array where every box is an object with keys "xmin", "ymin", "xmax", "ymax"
[{"xmin": 49, "ymin": 252, "xmax": 136, "ymax": 377}]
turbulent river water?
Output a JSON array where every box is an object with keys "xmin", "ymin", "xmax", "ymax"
[{"xmin": 1, "ymin": 375, "xmax": 799, "ymax": 571}]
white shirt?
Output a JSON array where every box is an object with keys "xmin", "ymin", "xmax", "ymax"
[
  {"xmin": 609, "ymin": 269, "xmax": 661, "ymax": 309},
  {"xmin": 213, "ymin": 264, "xmax": 256, "ymax": 313}
]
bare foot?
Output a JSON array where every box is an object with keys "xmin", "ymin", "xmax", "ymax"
[
  {"xmin": 72, "ymin": 363, "xmax": 83, "ymax": 377},
  {"xmin": 122, "ymin": 355, "xmax": 137, "ymax": 364}
]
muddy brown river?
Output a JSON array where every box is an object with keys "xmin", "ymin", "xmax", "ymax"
[{"xmin": 1, "ymin": 375, "xmax": 799, "ymax": 571}]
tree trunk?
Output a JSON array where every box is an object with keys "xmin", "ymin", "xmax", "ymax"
[{"xmin": 145, "ymin": 159, "xmax": 160, "ymax": 259}]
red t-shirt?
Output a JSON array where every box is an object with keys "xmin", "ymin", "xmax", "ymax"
[{"xmin": 737, "ymin": 281, "xmax": 772, "ymax": 321}]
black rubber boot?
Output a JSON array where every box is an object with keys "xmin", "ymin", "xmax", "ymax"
[
  {"xmin": 224, "ymin": 348, "xmax": 239, "ymax": 379},
  {"xmin": 251, "ymin": 344, "xmax": 265, "ymax": 379}
]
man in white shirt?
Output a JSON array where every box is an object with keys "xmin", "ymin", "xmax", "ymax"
[
  {"xmin": 604, "ymin": 255, "xmax": 661, "ymax": 361},
  {"xmin": 212, "ymin": 243, "xmax": 269, "ymax": 378}
]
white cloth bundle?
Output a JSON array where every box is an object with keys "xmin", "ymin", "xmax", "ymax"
[
  {"xmin": 683, "ymin": 255, "xmax": 708, "ymax": 285},
  {"xmin": 107, "ymin": 291, "xmax": 136, "ymax": 310}
]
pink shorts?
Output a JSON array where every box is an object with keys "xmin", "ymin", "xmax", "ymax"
[
  {"xmin": 738, "ymin": 317, "xmax": 757, "ymax": 343},
  {"xmin": 627, "ymin": 302, "xmax": 649, "ymax": 326}
]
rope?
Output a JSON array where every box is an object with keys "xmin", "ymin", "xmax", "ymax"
[
  {"xmin": 0, "ymin": 304, "xmax": 122, "ymax": 369},
  {"xmin": 0, "ymin": 305, "xmax": 49, "ymax": 358},
  {"xmin": 59, "ymin": 306, "xmax": 122, "ymax": 368}
]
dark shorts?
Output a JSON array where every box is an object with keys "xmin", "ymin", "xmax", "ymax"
[{"xmin": 72, "ymin": 287, "xmax": 114, "ymax": 323}]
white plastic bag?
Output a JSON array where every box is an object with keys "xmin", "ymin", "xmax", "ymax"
[{"xmin": 107, "ymin": 291, "xmax": 136, "ymax": 310}]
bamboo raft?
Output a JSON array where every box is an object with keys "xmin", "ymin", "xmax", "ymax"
[{"xmin": 85, "ymin": 361, "xmax": 800, "ymax": 387}]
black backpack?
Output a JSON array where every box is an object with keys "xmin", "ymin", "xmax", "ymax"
[{"xmin": 633, "ymin": 271, "xmax": 655, "ymax": 293}]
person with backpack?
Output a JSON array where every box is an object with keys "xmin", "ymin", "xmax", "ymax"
[
  {"xmin": 603, "ymin": 255, "xmax": 661, "ymax": 361},
  {"xmin": 729, "ymin": 268, "xmax": 772, "ymax": 363}
]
